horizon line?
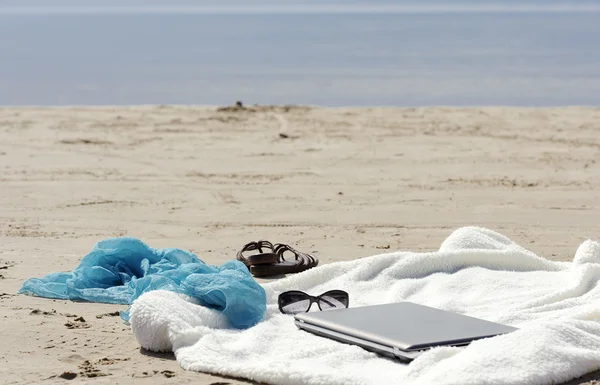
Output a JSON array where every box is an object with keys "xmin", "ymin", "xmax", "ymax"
[{"xmin": 2, "ymin": 4, "xmax": 600, "ymax": 15}]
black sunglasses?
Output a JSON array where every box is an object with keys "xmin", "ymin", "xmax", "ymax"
[{"xmin": 278, "ymin": 290, "xmax": 349, "ymax": 314}]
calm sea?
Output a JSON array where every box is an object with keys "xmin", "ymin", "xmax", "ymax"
[{"xmin": 1, "ymin": 7, "xmax": 600, "ymax": 106}]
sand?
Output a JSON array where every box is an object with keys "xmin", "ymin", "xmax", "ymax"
[{"xmin": 1, "ymin": 105, "xmax": 600, "ymax": 384}]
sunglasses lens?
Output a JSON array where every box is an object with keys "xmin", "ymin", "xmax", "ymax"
[
  {"xmin": 279, "ymin": 292, "xmax": 311, "ymax": 314},
  {"xmin": 319, "ymin": 291, "xmax": 349, "ymax": 311}
]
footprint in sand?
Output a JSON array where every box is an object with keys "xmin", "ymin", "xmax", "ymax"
[
  {"xmin": 78, "ymin": 360, "xmax": 109, "ymax": 378},
  {"xmin": 136, "ymin": 370, "xmax": 177, "ymax": 378},
  {"xmin": 0, "ymin": 261, "xmax": 15, "ymax": 270},
  {"xmin": 0, "ymin": 260, "xmax": 15, "ymax": 280},
  {"xmin": 55, "ymin": 355, "xmax": 130, "ymax": 380}
]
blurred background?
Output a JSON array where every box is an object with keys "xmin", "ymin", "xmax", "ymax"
[{"xmin": 1, "ymin": 0, "xmax": 600, "ymax": 106}]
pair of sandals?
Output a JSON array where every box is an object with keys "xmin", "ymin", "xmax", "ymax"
[{"xmin": 236, "ymin": 240, "xmax": 319, "ymax": 278}]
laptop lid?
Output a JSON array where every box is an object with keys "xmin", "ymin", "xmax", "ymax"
[{"xmin": 294, "ymin": 301, "xmax": 517, "ymax": 351}]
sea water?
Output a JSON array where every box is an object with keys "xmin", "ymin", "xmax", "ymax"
[{"xmin": 1, "ymin": 2, "xmax": 599, "ymax": 106}]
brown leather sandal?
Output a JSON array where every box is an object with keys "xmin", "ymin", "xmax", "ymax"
[
  {"xmin": 249, "ymin": 243, "xmax": 319, "ymax": 277},
  {"xmin": 236, "ymin": 240, "xmax": 279, "ymax": 268}
]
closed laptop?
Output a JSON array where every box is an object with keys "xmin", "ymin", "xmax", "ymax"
[{"xmin": 294, "ymin": 301, "xmax": 517, "ymax": 362}]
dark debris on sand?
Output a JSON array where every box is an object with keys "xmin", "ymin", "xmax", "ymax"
[
  {"xmin": 59, "ymin": 138, "xmax": 113, "ymax": 146},
  {"xmin": 78, "ymin": 360, "xmax": 110, "ymax": 378},
  {"xmin": 64, "ymin": 321, "xmax": 90, "ymax": 329},
  {"xmin": 96, "ymin": 311, "xmax": 120, "ymax": 319},
  {"xmin": 137, "ymin": 369, "xmax": 177, "ymax": 379},
  {"xmin": 58, "ymin": 371, "xmax": 78, "ymax": 380},
  {"xmin": 216, "ymin": 101, "xmax": 309, "ymax": 114},
  {"xmin": 216, "ymin": 100, "xmax": 250, "ymax": 113},
  {"xmin": 161, "ymin": 370, "xmax": 176, "ymax": 378},
  {"xmin": 30, "ymin": 309, "xmax": 57, "ymax": 316}
]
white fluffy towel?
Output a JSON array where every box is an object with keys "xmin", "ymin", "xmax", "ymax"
[{"xmin": 129, "ymin": 226, "xmax": 600, "ymax": 385}]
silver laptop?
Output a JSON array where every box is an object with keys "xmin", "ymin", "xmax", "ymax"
[{"xmin": 294, "ymin": 301, "xmax": 517, "ymax": 362}]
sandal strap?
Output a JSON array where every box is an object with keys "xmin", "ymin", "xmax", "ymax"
[
  {"xmin": 274, "ymin": 243, "xmax": 317, "ymax": 267},
  {"xmin": 236, "ymin": 240, "xmax": 275, "ymax": 264}
]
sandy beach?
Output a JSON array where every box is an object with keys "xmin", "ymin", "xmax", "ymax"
[{"xmin": 1, "ymin": 105, "xmax": 600, "ymax": 384}]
